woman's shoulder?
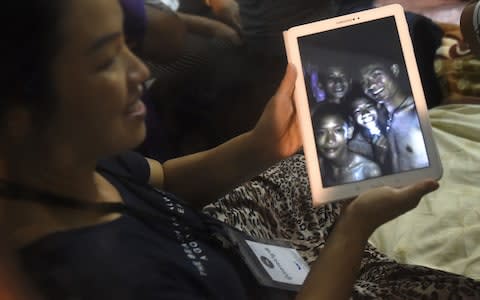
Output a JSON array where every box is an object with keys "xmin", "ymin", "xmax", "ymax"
[{"xmin": 97, "ymin": 151, "xmax": 150, "ymax": 185}]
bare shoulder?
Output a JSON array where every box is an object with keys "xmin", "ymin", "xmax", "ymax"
[{"xmin": 352, "ymin": 153, "xmax": 382, "ymax": 177}]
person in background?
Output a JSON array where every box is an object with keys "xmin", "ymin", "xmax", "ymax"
[
  {"xmin": 461, "ymin": 0, "xmax": 480, "ymax": 57},
  {"xmin": 120, "ymin": 0, "xmax": 243, "ymax": 161}
]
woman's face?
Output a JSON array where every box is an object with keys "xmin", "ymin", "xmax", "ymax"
[
  {"xmin": 46, "ymin": 0, "xmax": 150, "ymax": 157},
  {"xmin": 351, "ymin": 97, "xmax": 378, "ymax": 128}
]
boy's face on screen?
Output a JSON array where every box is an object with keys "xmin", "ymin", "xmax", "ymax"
[
  {"xmin": 326, "ymin": 67, "xmax": 350, "ymax": 99},
  {"xmin": 351, "ymin": 97, "xmax": 378, "ymax": 128},
  {"xmin": 361, "ymin": 65, "xmax": 396, "ymax": 102},
  {"xmin": 315, "ymin": 114, "xmax": 351, "ymax": 161}
]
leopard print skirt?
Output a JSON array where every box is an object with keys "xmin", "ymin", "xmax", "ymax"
[{"xmin": 203, "ymin": 154, "xmax": 480, "ymax": 299}]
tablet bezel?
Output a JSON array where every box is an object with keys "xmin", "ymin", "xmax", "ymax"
[{"xmin": 283, "ymin": 4, "xmax": 443, "ymax": 206}]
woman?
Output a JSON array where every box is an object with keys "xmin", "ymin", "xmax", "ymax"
[{"xmin": 0, "ymin": 1, "xmax": 476, "ymax": 300}]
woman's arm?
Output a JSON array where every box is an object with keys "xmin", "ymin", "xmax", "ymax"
[
  {"xmin": 147, "ymin": 65, "xmax": 300, "ymax": 208},
  {"xmin": 296, "ymin": 180, "xmax": 439, "ymax": 300}
]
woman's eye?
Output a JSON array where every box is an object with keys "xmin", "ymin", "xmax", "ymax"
[
  {"xmin": 96, "ymin": 57, "xmax": 116, "ymax": 71},
  {"xmin": 96, "ymin": 45, "xmax": 125, "ymax": 72},
  {"xmin": 335, "ymin": 128, "xmax": 344, "ymax": 134}
]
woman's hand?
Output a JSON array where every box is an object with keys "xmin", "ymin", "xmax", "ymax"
[
  {"xmin": 344, "ymin": 179, "xmax": 440, "ymax": 236},
  {"xmin": 251, "ymin": 64, "xmax": 302, "ymax": 161}
]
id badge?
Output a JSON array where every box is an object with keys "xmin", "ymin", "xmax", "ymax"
[{"xmin": 222, "ymin": 226, "xmax": 310, "ymax": 291}]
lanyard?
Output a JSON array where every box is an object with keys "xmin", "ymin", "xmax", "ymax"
[
  {"xmin": 0, "ymin": 173, "xmax": 308, "ymax": 293},
  {"xmin": 0, "ymin": 173, "xmax": 231, "ymax": 249}
]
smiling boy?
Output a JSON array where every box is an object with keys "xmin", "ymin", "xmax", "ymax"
[{"xmin": 312, "ymin": 103, "xmax": 382, "ymax": 186}]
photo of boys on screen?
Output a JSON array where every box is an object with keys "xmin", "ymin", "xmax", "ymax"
[{"xmin": 298, "ymin": 16, "xmax": 429, "ymax": 187}]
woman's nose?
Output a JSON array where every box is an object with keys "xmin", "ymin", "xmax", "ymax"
[{"xmin": 127, "ymin": 48, "xmax": 151, "ymax": 83}]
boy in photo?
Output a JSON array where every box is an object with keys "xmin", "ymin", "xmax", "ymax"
[{"xmin": 312, "ymin": 103, "xmax": 382, "ymax": 186}]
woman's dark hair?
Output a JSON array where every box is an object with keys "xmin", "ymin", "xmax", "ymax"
[{"xmin": 1, "ymin": 1, "xmax": 70, "ymax": 125}]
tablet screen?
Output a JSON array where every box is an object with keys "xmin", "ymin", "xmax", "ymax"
[{"xmin": 297, "ymin": 16, "xmax": 430, "ymax": 187}]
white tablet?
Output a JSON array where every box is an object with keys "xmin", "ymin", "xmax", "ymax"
[{"xmin": 283, "ymin": 4, "xmax": 442, "ymax": 206}]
